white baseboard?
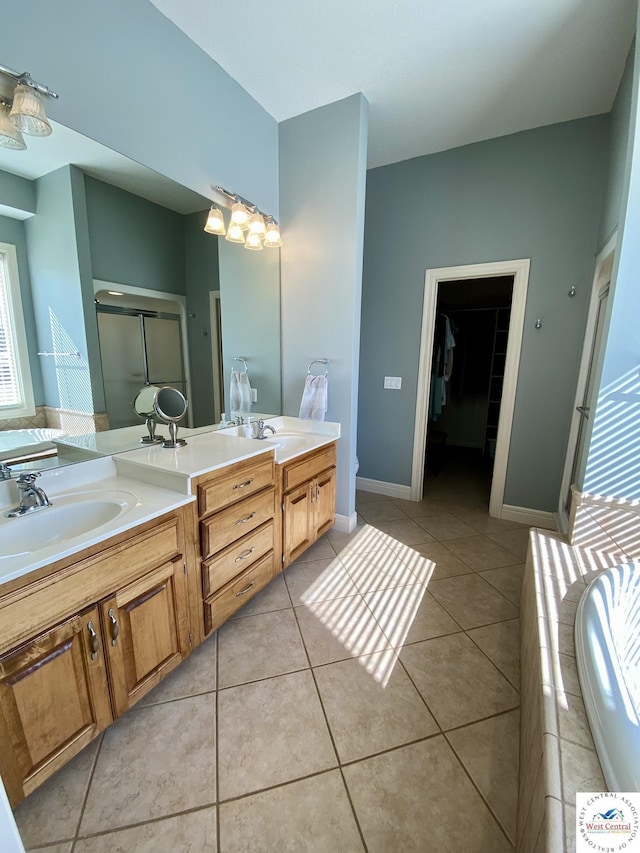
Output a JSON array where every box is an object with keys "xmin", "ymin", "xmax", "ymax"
[
  {"xmin": 333, "ymin": 511, "xmax": 358, "ymax": 534},
  {"xmin": 355, "ymin": 477, "xmax": 412, "ymax": 501},
  {"xmin": 501, "ymin": 504, "xmax": 557, "ymax": 530}
]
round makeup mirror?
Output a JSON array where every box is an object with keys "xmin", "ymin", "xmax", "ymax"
[
  {"xmin": 153, "ymin": 386, "xmax": 189, "ymax": 448},
  {"xmin": 133, "ymin": 385, "xmax": 164, "ymax": 444}
]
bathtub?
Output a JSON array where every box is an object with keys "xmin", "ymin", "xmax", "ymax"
[
  {"xmin": 575, "ymin": 562, "xmax": 640, "ymax": 792},
  {"xmin": 0, "ymin": 429, "xmax": 66, "ymax": 462}
]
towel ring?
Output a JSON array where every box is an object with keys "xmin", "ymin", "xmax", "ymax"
[
  {"xmin": 233, "ymin": 357, "xmax": 249, "ymax": 374},
  {"xmin": 308, "ymin": 358, "xmax": 329, "ymax": 376}
]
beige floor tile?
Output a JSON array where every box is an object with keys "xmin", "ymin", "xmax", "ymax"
[
  {"xmin": 467, "ymin": 618, "xmax": 520, "ymax": 690},
  {"xmin": 314, "ymin": 651, "xmax": 438, "ymax": 761},
  {"xmin": 395, "ymin": 540, "xmax": 474, "ymax": 579},
  {"xmin": 373, "ymin": 518, "xmax": 436, "ymax": 547},
  {"xmin": 219, "ymin": 770, "xmax": 364, "ymax": 852},
  {"xmin": 218, "ymin": 608, "xmax": 308, "ymax": 688},
  {"xmin": 27, "ymin": 845, "xmax": 72, "ymax": 853},
  {"xmin": 341, "ymin": 549, "xmax": 418, "ymax": 593},
  {"xmin": 290, "ymin": 535, "xmax": 336, "ymax": 563},
  {"xmin": 326, "ymin": 524, "xmax": 387, "ymax": 557},
  {"xmin": 343, "ymin": 736, "xmax": 512, "ymax": 853},
  {"xmin": 75, "ymin": 807, "xmax": 217, "ymax": 852},
  {"xmin": 428, "ymin": 573, "xmax": 519, "ymax": 629},
  {"xmin": 357, "ymin": 499, "xmax": 409, "ymax": 524},
  {"xmin": 488, "ymin": 528, "xmax": 532, "ymax": 560},
  {"xmin": 138, "ymin": 632, "xmax": 217, "ymax": 707},
  {"xmin": 355, "ymin": 490, "xmax": 389, "ymax": 504},
  {"xmin": 455, "ymin": 511, "xmax": 524, "ymax": 535},
  {"xmin": 217, "ymin": 670, "xmax": 337, "ymax": 800},
  {"xmin": 13, "ymin": 738, "xmax": 101, "ymax": 849},
  {"xmin": 284, "ymin": 557, "xmax": 359, "ymax": 605},
  {"xmin": 364, "ymin": 585, "xmax": 461, "ymax": 646},
  {"xmin": 447, "ymin": 709, "xmax": 520, "ymax": 843},
  {"xmin": 480, "ymin": 564, "xmax": 524, "ymax": 606},
  {"xmin": 400, "ymin": 633, "xmax": 519, "ymax": 729},
  {"xmin": 79, "ymin": 695, "xmax": 215, "ymax": 835},
  {"xmin": 415, "ymin": 513, "xmax": 479, "ymax": 541},
  {"xmin": 295, "ymin": 595, "xmax": 390, "ymax": 665},
  {"xmin": 443, "ymin": 534, "xmax": 521, "ymax": 570},
  {"xmin": 231, "ymin": 571, "xmax": 292, "ymax": 618}
]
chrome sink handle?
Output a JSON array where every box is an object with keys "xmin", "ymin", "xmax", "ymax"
[
  {"xmin": 0, "ymin": 463, "xmax": 12, "ymax": 480},
  {"xmin": 6, "ymin": 471, "xmax": 52, "ymax": 517}
]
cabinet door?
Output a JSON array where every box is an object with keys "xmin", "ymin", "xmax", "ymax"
[
  {"xmin": 314, "ymin": 467, "xmax": 336, "ymax": 539},
  {"xmin": 0, "ymin": 607, "xmax": 112, "ymax": 806},
  {"xmin": 102, "ymin": 559, "xmax": 187, "ymax": 717},
  {"xmin": 283, "ymin": 481, "xmax": 313, "ymax": 567}
]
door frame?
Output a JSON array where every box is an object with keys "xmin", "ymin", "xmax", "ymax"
[
  {"xmin": 411, "ymin": 258, "xmax": 530, "ymax": 517},
  {"xmin": 556, "ymin": 231, "xmax": 617, "ymax": 531}
]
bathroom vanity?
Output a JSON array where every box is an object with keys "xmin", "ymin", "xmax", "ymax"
[{"xmin": 0, "ymin": 418, "xmax": 338, "ymax": 807}]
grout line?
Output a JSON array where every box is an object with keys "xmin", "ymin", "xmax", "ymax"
[
  {"xmin": 290, "ymin": 599, "xmax": 369, "ymax": 852},
  {"xmin": 71, "ymin": 800, "xmax": 219, "ymax": 844},
  {"xmin": 70, "ymin": 729, "xmax": 106, "ymax": 850}
]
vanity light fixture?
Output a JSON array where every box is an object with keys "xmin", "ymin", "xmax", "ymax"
[
  {"xmin": 204, "ymin": 205, "xmax": 226, "ymax": 235},
  {"xmin": 203, "ymin": 185, "xmax": 283, "ymax": 249},
  {"xmin": 0, "ymin": 63, "xmax": 59, "ymax": 150}
]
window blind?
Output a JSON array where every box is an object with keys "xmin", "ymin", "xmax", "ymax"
[{"xmin": 0, "ymin": 250, "xmax": 24, "ymax": 409}]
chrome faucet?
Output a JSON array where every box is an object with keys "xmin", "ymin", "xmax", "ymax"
[
  {"xmin": 0, "ymin": 463, "xmax": 12, "ymax": 481},
  {"xmin": 254, "ymin": 419, "xmax": 276, "ymax": 440},
  {"xmin": 6, "ymin": 472, "xmax": 52, "ymax": 517}
]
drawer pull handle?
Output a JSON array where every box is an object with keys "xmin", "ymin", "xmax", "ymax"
[
  {"xmin": 233, "ymin": 478, "xmax": 254, "ymax": 490},
  {"xmin": 235, "ymin": 511, "xmax": 256, "ymax": 525},
  {"xmin": 87, "ymin": 621, "xmax": 99, "ymax": 661},
  {"xmin": 108, "ymin": 608, "xmax": 119, "ymax": 646},
  {"xmin": 235, "ymin": 547, "xmax": 255, "ymax": 562},
  {"xmin": 236, "ymin": 581, "xmax": 255, "ymax": 597}
]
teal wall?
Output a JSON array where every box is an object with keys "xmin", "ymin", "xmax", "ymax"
[
  {"xmin": 359, "ymin": 116, "xmax": 610, "ymax": 512},
  {"xmin": 598, "ymin": 46, "xmax": 634, "ymax": 251},
  {"xmin": 584, "ymin": 25, "xmax": 640, "ymax": 500},
  {"xmin": 218, "ymin": 238, "xmax": 282, "ymax": 418},
  {"xmin": 0, "ymin": 213, "xmax": 44, "ymax": 405},
  {"xmin": 184, "ymin": 209, "xmax": 219, "ymax": 426},
  {"xmin": 84, "ymin": 176, "xmax": 186, "ymax": 294},
  {"xmin": 0, "ymin": 0, "xmax": 278, "ymax": 216},
  {"xmin": 279, "ymin": 94, "xmax": 369, "ymax": 520},
  {"xmin": 0, "ymin": 170, "xmax": 36, "ymax": 218},
  {"xmin": 24, "ymin": 167, "xmax": 94, "ymax": 413}
]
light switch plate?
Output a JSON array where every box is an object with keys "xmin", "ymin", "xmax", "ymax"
[
  {"xmin": 384, "ymin": 376, "xmax": 402, "ymax": 390},
  {"xmin": 251, "ymin": 387, "xmax": 257, "ymax": 402}
]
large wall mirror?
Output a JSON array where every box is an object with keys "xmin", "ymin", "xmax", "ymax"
[{"xmin": 0, "ymin": 120, "xmax": 281, "ymax": 467}]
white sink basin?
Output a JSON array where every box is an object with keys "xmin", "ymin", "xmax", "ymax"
[
  {"xmin": 0, "ymin": 490, "xmax": 137, "ymax": 558},
  {"xmin": 263, "ymin": 432, "xmax": 316, "ymax": 453}
]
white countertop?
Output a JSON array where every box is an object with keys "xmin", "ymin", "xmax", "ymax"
[
  {"xmin": 0, "ymin": 418, "xmax": 341, "ymax": 588},
  {"xmin": 0, "ymin": 458, "xmax": 194, "ymax": 585}
]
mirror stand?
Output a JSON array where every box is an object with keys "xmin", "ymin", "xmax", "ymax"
[
  {"xmin": 141, "ymin": 416, "xmax": 164, "ymax": 444},
  {"xmin": 162, "ymin": 421, "xmax": 187, "ymax": 449}
]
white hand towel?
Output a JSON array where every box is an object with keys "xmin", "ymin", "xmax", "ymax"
[
  {"xmin": 230, "ymin": 370, "xmax": 252, "ymax": 413},
  {"xmin": 299, "ymin": 374, "xmax": 328, "ymax": 421}
]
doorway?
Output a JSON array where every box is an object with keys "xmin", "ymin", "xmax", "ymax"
[{"xmin": 411, "ymin": 259, "xmax": 530, "ymax": 517}]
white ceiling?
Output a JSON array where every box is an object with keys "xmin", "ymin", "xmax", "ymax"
[{"xmin": 150, "ymin": 0, "xmax": 637, "ymax": 169}]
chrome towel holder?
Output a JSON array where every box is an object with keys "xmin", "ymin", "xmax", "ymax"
[{"xmin": 308, "ymin": 358, "xmax": 329, "ymax": 376}]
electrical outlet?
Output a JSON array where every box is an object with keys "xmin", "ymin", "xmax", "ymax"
[
  {"xmin": 251, "ymin": 387, "xmax": 257, "ymax": 403},
  {"xmin": 384, "ymin": 376, "xmax": 402, "ymax": 390}
]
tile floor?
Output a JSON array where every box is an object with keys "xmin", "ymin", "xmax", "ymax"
[{"xmin": 14, "ymin": 453, "xmax": 529, "ymax": 852}]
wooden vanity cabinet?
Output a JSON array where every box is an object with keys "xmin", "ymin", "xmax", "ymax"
[
  {"xmin": 281, "ymin": 443, "xmax": 336, "ymax": 567},
  {"xmin": 196, "ymin": 452, "xmax": 277, "ymax": 635},
  {"xmin": 0, "ymin": 509, "xmax": 192, "ymax": 807}
]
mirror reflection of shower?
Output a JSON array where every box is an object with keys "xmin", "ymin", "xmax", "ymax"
[{"xmin": 95, "ymin": 290, "xmax": 187, "ymax": 430}]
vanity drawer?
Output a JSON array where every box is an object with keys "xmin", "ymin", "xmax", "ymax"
[
  {"xmin": 200, "ymin": 487, "xmax": 275, "ymax": 559},
  {"xmin": 282, "ymin": 443, "xmax": 336, "ymax": 492},
  {"xmin": 203, "ymin": 552, "xmax": 275, "ymax": 634},
  {"xmin": 198, "ymin": 455, "xmax": 274, "ymax": 518},
  {"xmin": 202, "ymin": 520, "xmax": 274, "ymax": 598}
]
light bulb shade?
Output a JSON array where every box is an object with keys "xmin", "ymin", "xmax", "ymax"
[
  {"xmin": 230, "ymin": 201, "xmax": 251, "ymax": 230},
  {"xmin": 9, "ymin": 83, "xmax": 52, "ymax": 137},
  {"xmin": 0, "ymin": 103, "xmax": 26, "ymax": 150},
  {"xmin": 248, "ymin": 212, "xmax": 266, "ymax": 236},
  {"xmin": 225, "ymin": 221, "xmax": 246, "ymax": 244},
  {"xmin": 264, "ymin": 221, "xmax": 283, "ymax": 248},
  {"xmin": 244, "ymin": 231, "xmax": 263, "ymax": 251},
  {"xmin": 204, "ymin": 205, "xmax": 226, "ymax": 235}
]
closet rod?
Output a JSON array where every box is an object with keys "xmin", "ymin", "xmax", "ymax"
[{"xmin": 439, "ymin": 306, "xmax": 510, "ymax": 314}]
